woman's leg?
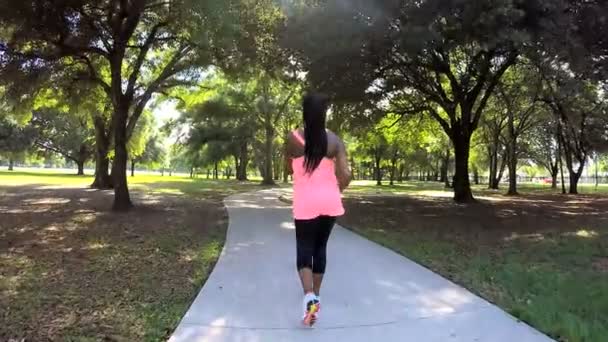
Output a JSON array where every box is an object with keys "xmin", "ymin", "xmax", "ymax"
[
  {"xmin": 312, "ymin": 216, "xmax": 336, "ymax": 296},
  {"xmin": 295, "ymin": 218, "xmax": 318, "ymax": 294}
]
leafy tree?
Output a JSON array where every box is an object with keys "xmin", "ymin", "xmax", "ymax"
[
  {"xmin": 183, "ymin": 79, "xmax": 259, "ymax": 181},
  {"xmin": 131, "ymin": 134, "xmax": 165, "ymax": 176},
  {"xmin": 495, "ymin": 64, "xmax": 543, "ymax": 195},
  {"xmin": 30, "ymin": 108, "xmax": 94, "ymax": 175},
  {"xmin": 539, "ymin": 64, "xmax": 607, "ymax": 194},
  {"xmin": 286, "ymin": 0, "xmax": 555, "ymax": 202},
  {"xmin": 0, "ymin": 116, "xmax": 37, "ymax": 170},
  {"xmin": 523, "ymin": 118, "xmax": 561, "ymax": 189},
  {"xmin": 0, "ymin": 0, "xmax": 258, "ymax": 210},
  {"xmin": 479, "ymin": 104, "xmax": 508, "ymax": 190}
]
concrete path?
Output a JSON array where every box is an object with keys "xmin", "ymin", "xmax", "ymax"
[{"xmin": 169, "ymin": 190, "xmax": 553, "ymax": 342}]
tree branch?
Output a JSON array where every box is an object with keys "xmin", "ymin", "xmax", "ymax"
[
  {"xmin": 125, "ymin": 21, "xmax": 168, "ymax": 99},
  {"xmin": 472, "ymin": 51, "xmax": 518, "ymax": 130}
]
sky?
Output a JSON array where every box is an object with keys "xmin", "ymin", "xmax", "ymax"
[{"xmin": 152, "ymin": 101, "xmax": 181, "ymax": 127}]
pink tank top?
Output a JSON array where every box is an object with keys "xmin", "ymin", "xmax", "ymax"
[{"xmin": 291, "ymin": 130, "xmax": 345, "ymax": 220}]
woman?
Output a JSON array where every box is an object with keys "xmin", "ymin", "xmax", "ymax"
[{"xmin": 285, "ymin": 93, "xmax": 352, "ymax": 327}]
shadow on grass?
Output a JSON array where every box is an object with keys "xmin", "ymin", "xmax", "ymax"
[
  {"xmin": 339, "ymin": 193, "xmax": 608, "ymax": 342},
  {"xmin": 0, "ymin": 184, "xmax": 231, "ymax": 341}
]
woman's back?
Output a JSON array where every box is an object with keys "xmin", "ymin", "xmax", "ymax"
[{"xmin": 288, "ymin": 129, "xmax": 350, "ymax": 220}]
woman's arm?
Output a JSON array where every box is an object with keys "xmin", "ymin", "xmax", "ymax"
[{"xmin": 335, "ymin": 139, "xmax": 352, "ymax": 192}]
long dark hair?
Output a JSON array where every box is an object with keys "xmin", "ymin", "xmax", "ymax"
[{"xmin": 302, "ymin": 93, "xmax": 330, "ymax": 173}]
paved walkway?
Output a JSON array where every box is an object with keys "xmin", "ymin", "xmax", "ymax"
[{"xmin": 169, "ymin": 190, "xmax": 553, "ymax": 342}]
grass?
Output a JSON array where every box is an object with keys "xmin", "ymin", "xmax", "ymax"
[
  {"xmin": 340, "ymin": 183, "xmax": 608, "ymax": 342},
  {"xmin": 0, "ymin": 169, "xmax": 266, "ymax": 341},
  {"xmin": 346, "ymin": 179, "xmax": 608, "ymax": 196}
]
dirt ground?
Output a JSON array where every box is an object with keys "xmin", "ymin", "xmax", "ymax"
[
  {"xmin": 341, "ymin": 192, "xmax": 608, "ymax": 247},
  {"xmin": 339, "ymin": 192, "xmax": 608, "ymax": 341},
  {"xmin": 0, "ymin": 185, "xmax": 227, "ymax": 341}
]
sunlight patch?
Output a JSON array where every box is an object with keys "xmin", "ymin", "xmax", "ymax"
[
  {"xmin": 44, "ymin": 225, "xmax": 60, "ymax": 232},
  {"xmin": 505, "ymin": 232, "xmax": 545, "ymax": 242},
  {"xmin": 85, "ymin": 241, "xmax": 109, "ymax": 250},
  {"xmin": 573, "ymin": 229, "xmax": 598, "ymax": 238},
  {"xmin": 23, "ymin": 197, "xmax": 70, "ymax": 205}
]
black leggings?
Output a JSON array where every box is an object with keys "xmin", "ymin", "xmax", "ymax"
[{"xmin": 295, "ymin": 216, "xmax": 336, "ymax": 274}]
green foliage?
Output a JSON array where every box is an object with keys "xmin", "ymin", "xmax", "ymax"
[
  {"xmin": 30, "ymin": 108, "xmax": 94, "ymax": 165},
  {"xmin": 0, "ymin": 115, "xmax": 37, "ymax": 157}
]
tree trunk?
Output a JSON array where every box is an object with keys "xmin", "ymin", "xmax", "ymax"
[
  {"xmin": 440, "ymin": 148, "xmax": 450, "ymax": 188},
  {"xmin": 131, "ymin": 160, "xmax": 136, "ymax": 177},
  {"xmin": 8, "ymin": 157, "xmax": 14, "ymax": 171},
  {"xmin": 111, "ymin": 106, "xmax": 132, "ymax": 211},
  {"xmin": 595, "ymin": 154, "xmax": 599, "ymax": 189},
  {"xmin": 473, "ymin": 167, "xmax": 480, "ymax": 185},
  {"xmin": 557, "ymin": 131, "xmax": 567, "ymax": 194},
  {"xmin": 273, "ymin": 154, "xmax": 281, "ymax": 181},
  {"xmin": 389, "ymin": 157, "xmax": 397, "ymax": 186},
  {"xmin": 91, "ymin": 117, "xmax": 112, "ymax": 189},
  {"xmin": 569, "ymin": 173, "xmax": 579, "ymax": 194},
  {"xmin": 214, "ymin": 162, "xmax": 219, "ymax": 180},
  {"xmin": 375, "ymin": 155, "xmax": 382, "ymax": 186},
  {"xmin": 551, "ymin": 168, "xmax": 558, "ymax": 189},
  {"xmin": 77, "ymin": 161, "xmax": 85, "ymax": 176},
  {"xmin": 487, "ymin": 146, "xmax": 497, "ymax": 189},
  {"xmin": 397, "ymin": 164, "xmax": 404, "ymax": 183},
  {"xmin": 262, "ymin": 124, "xmax": 275, "ymax": 185},
  {"xmin": 236, "ymin": 142, "xmax": 249, "ymax": 181},
  {"xmin": 452, "ymin": 131, "xmax": 474, "ymax": 203},
  {"xmin": 507, "ymin": 148, "xmax": 518, "ymax": 195}
]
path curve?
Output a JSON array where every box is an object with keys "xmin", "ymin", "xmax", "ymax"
[{"xmin": 169, "ymin": 190, "xmax": 553, "ymax": 342}]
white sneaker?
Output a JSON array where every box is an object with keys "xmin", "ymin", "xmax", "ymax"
[{"xmin": 302, "ymin": 293, "xmax": 319, "ymax": 327}]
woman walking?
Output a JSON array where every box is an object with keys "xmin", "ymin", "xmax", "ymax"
[{"xmin": 285, "ymin": 93, "xmax": 351, "ymax": 327}]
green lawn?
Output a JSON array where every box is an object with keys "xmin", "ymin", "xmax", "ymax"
[
  {"xmin": 345, "ymin": 180, "xmax": 608, "ymax": 199},
  {"xmin": 340, "ymin": 183, "xmax": 608, "ymax": 342},
  {"xmin": 0, "ymin": 169, "xmax": 266, "ymax": 341}
]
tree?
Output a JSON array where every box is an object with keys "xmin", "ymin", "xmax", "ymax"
[
  {"xmin": 495, "ymin": 65, "xmax": 542, "ymax": 195},
  {"xmin": 132, "ymin": 134, "xmax": 165, "ymax": 176},
  {"xmin": 523, "ymin": 118, "xmax": 561, "ymax": 189},
  {"xmin": 539, "ymin": 64, "xmax": 606, "ymax": 194},
  {"xmin": 0, "ymin": 0, "xmax": 257, "ymax": 210},
  {"xmin": 30, "ymin": 109, "xmax": 94, "ymax": 175},
  {"xmin": 0, "ymin": 116, "xmax": 37, "ymax": 170},
  {"xmin": 183, "ymin": 78, "xmax": 260, "ymax": 182},
  {"xmin": 480, "ymin": 104, "xmax": 508, "ymax": 190},
  {"xmin": 286, "ymin": 0, "xmax": 554, "ymax": 202}
]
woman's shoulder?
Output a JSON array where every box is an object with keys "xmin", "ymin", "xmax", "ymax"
[{"xmin": 326, "ymin": 130, "xmax": 344, "ymax": 146}]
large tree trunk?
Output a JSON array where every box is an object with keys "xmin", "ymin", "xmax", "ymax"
[
  {"xmin": 8, "ymin": 157, "xmax": 14, "ymax": 171},
  {"xmin": 92, "ymin": 116, "xmax": 112, "ymax": 189},
  {"xmin": 77, "ymin": 161, "xmax": 85, "ymax": 176},
  {"xmin": 568, "ymin": 164, "xmax": 585, "ymax": 194},
  {"xmin": 111, "ymin": 106, "xmax": 132, "ymax": 211},
  {"xmin": 551, "ymin": 168, "xmax": 558, "ymax": 189},
  {"xmin": 452, "ymin": 130, "xmax": 474, "ymax": 203},
  {"xmin": 262, "ymin": 125, "xmax": 275, "ymax": 185},
  {"xmin": 507, "ymin": 148, "xmax": 518, "ymax": 195},
  {"xmin": 236, "ymin": 142, "xmax": 249, "ymax": 181},
  {"xmin": 506, "ymin": 108, "xmax": 518, "ymax": 196}
]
